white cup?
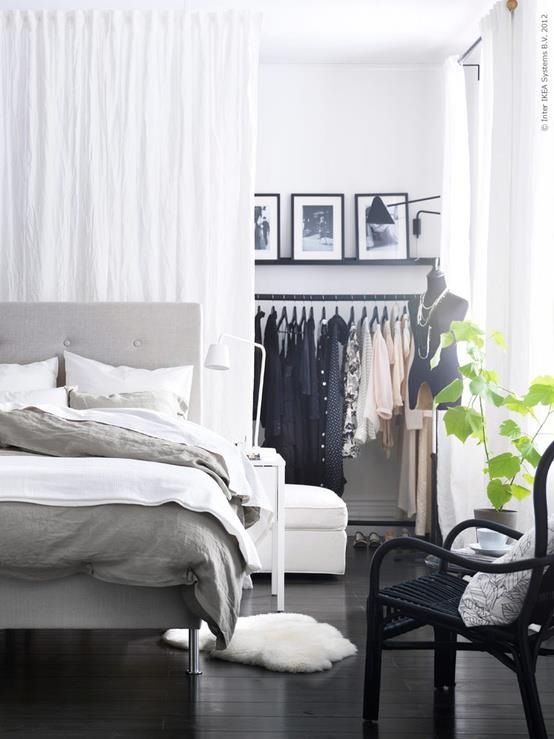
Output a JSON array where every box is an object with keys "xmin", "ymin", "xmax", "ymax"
[{"xmin": 477, "ymin": 528, "xmax": 507, "ymax": 550}]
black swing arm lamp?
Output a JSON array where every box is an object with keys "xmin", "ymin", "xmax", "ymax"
[{"xmin": 386, "ymin": 195, "xmax": 441, "ymax": 239}]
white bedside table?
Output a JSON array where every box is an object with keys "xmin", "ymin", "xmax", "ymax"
[{"xmin": 250, "ymin": 451, "xmax": 285, "ymax": 611}]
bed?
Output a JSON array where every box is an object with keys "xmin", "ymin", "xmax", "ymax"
[{"xmin": 0, "ymin": 301, "xmax": 257, "ymax": 676}]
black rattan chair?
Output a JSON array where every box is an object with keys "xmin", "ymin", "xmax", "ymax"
[{"xmin": 363, "ymin": 440, "xmax": 554, "ymax": 738}]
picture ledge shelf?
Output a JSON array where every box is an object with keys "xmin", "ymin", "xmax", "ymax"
[{"xmin": 255, "ymin": 258, "xmax": 437, "ymax": 266}]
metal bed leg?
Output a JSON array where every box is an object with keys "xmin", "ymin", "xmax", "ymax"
[{"xmin": 186, "ymin": 627, "xmax": 202, "ymax": 676}]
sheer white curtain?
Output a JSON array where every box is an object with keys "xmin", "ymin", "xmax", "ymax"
[
  {"xmin": 437, "ymin": 56, "xmax": 485, "ymax": 537},
  {"xmin": 439, "ymin": 0, "xmax": 554, "ymax": 535},
  {"xmin": 0, "ymin": 10, "xmax": 261, "ymax": 441},
  {"xmin": 438, "ymin": 57, "xmax": 471, "ymax": 298}
]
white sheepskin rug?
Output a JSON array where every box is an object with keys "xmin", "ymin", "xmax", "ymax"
[{"xmin": 162, "ymin": 613, "xmax": 357, "ymax": 673}]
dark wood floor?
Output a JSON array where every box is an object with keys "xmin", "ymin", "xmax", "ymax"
[{"xmin": 1, "ymin": 542, "xmax": 553, "ymax": 738}]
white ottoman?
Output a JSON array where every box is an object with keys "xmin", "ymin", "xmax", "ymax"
[{"xmin": 253, "ymin": 484, "xmax": 348, "ymax": 575}]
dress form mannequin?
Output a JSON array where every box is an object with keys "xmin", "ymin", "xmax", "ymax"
[{"xmin": 408, "ymin": 268, "xmax": 468, "ymax": 409}]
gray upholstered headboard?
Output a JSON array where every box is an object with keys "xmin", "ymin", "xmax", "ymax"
[{"xmin": 0, "ymin": 302, "xmax": 203, "ymax": 423}]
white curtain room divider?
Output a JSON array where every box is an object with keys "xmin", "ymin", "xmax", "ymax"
[
  {"xmin": 0, "ymin": 10, "xmax": 261, "ymax": 441},
  {"xmin": 439, "ymin": 0, "xmax": 554, "ymax": 535}
]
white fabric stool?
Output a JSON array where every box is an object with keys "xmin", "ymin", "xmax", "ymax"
[{"xmin": 253, "ymin": 484, "xmax": 348, "ymax": 575}]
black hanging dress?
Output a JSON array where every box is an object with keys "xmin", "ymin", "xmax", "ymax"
[
  {"xmin": 323, "ymin": 313, "xmax": 348, "ymax": 496},
  {"xmin": 261, "ymin": 311, "xmax": 283, "ymax": 444},
  {"xmin": 280, "ymin": 327, "xmax": 299, "ymax": 482},
  {"xmin": 299, "ymin": 313, "xmax": 320, "ymax": 484}
]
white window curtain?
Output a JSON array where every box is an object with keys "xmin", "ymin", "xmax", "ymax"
[
  {"xmin": 438, "ymin": 0, "xmax": 554, "ymax": 535},
  {"xmin": 437, "ymin": 56, "xmax": 485, "ymax": 537},
  {"xmin": 0, "ymin": 10, "xmax": 261, "ymax": 442}
]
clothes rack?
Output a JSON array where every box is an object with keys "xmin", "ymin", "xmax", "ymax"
[
  {"xmin": 255, "ymin": 292, "xmax": 441, "ymax": 539},
  {"xmin": 255, "ymin": 293, "xmax": 417, "ymax": 302}
]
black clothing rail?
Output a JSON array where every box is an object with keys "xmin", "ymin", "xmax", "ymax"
[
  {"xmin": 255, "ymin": 291, "xmax": 429, "ymax": 533},
  {"xmin": 255, "ymin": 293, "xmax": 418, "ymax": 302}
]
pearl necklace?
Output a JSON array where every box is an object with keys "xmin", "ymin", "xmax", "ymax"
[{"xmin": 416, "ymin": 287, "xmax": 449, "ymax": 359}]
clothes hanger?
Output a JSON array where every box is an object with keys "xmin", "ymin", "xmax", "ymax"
[
  {"xmin": 361, "ymin": 305, "xmax": 368, "ymax": 321},
  {"xmin": 299, "ymin": 306, "xmax": 307, "ymax": 332},
  {"xmin": 277, "ymin": 305, "xmax": 288, "ymax": 330},
  {"xmin": 382, "ymin": 305, "xmax": 389, "ymax": 322},
  {"xmin": 349, "ymin": 305, "xmax": 355, "ymax": 326},
  {"xmin": 309, "ymin": 305, "xmax": 314, "ymax": 321},
  {"xmin": 289, "ymin": 306, "xmax": 298, "ymax": 336},
  {"xmin": 370, "ymin": 305, "xmax": 379, "ymax": 330}
]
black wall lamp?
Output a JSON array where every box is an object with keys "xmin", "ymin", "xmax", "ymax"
[
  {"xmin": 413, "ymin": 207, "xmax": 441, "ymax": 238},
  {"xmin": 387, "ymin": 195, "xmax": 441, "ymax": 239}
]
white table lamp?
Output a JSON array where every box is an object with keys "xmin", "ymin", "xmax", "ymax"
[
  {"xmin": 204, "ymin": 333, "xmax": 266, "ymax": 450},
  {"xmin": 204, "ymin": 342, "xmax": 231, "ymax": 371}
]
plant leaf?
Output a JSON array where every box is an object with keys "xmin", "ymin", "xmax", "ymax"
[
  {"xmin": 434, "ymin": 379, "xmax": 463, "ymax": 405},
  {"xmin": 499, "ymin": 419, "xmax": 522, "ymax": 439},
  {"xmin": 531, "ymin": 375, "xmax": 554, "ymax": 387},
  {"xmin": 450, "ymin": 320, "xmax": 484, "ymax": 346},
  {"xmin": 490, "ymin": 330, "xmax": 507, "ymax": 349},
  {"xmin": 482, "ymin": 368, "xmax": 500, "ymax": 384},
  {"xmin": 514, "ymin": 436, "xmax": 541, "ymax": 467},
  {"xmin": 523, "ymin": 472, "xmax": 535, "ymax": 486},
  {"xmin": 487, "ymin": 479, "xmax": 512, "ymax": 510},
  {"xmin": 467, "ymin": 344, "xmax": 484, "ymax": 362},
  {"xmin": 510, "ymin": 483, "xmax": 531, "ymax": 501},
  {"xmin": 430, "ymin": 331, "xmax": 456, "ymax": 370},
  {"xmin": 459, "ymin": 362, "xmax": 478, "ymax": 380},
  {"xmin": 503, "ymin": 394, "xmax": 532, "ymax": 415},
  {"xmin": 469, "ymin": 375, "xmax": 488, "ymax": 397},
  {"xmin": 467, "ymin": 411, "xmax": 485, "ymax": 441},
  {"xmin": 440, "ymin": 331, "xmax": 455, "ymax": 349},
  {"xmin": 488, "ymin": 388, "xmax": 507, "ymax": 407},
  {"xmin": 524, "ymin": 382, "xmax": 554, "ymax": 407},
  {"xmin": 488, "ymin": 452, "xmax": 521, "ymax": 479},
  {"xmin": 443, "ymin": 406, "xmax": 480, "ymax": 443}
]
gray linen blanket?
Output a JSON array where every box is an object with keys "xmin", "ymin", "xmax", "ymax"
[
  {"xmin": 0, "ymin": 408, "xmax": 258, "ymax": 647},
  {"xmin": 0, "ymin": 501, "xmax": 243, "ymax": 648}
]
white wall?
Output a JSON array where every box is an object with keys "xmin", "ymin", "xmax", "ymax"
[{"xmin": 255, "ymin": 63, "xmax": 444, "ymax": 519}]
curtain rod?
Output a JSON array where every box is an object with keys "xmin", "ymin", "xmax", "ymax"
[
  {"xmin": 458, "ymin": 0, "xmax": 518, "ymax": 64},
  {"xmin": 255, "ymin": 293, "xmax": 418, "ymax": 302},
  {"xmin": 458, "ymin": 36, "xmax": 482, "ymax": 64}
]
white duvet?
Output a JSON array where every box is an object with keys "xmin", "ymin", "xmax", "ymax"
[{"xmin": 0, "ymin": 406, "xmax": 272, "ymax": 573}]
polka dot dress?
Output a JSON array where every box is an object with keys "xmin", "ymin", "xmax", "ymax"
[{"xmin": 323, "ymin": 320, "xmax": 345, "ymax": 497}]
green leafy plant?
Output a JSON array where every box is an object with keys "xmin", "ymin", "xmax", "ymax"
[{"xmin": 432, "ymin": 320, "xmax": 554, "ymax": 511}]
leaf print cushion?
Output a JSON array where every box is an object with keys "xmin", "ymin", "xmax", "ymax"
[{"xmin": 458, "ymin": 519, "xmax": 554, "ymax": 627}]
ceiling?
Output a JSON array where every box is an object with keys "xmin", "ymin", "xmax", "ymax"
[{"xmin": 188, "ymin": 0, "xmax": 495, "ymax": 64}]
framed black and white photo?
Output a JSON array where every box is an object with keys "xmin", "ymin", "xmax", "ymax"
[
  {"xmin": 292, "ymin": 194, "xmax": 344, "ymax": 262},
  {"xmin": 254, "ymin": 194, "xmax": 280, "ymax": 262},
  {"xmin": 355, "ymin": 193, "xmax": 409, "ymax": 261}
]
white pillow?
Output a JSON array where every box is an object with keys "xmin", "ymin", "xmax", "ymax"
[
  {"xmin": 458, "ymin": 518, "xmax": 554, "ymax": 628},
  {"xmin": 0, "ymin": 387, "xmax": 68, "ymax": 410},
  {"xmin": 64, "ymin": 351, "xmax": 194, "ymax": 417},
  {"xmin": 0, "ymin": 357, "xmax": 58, "ymax": 391}
]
